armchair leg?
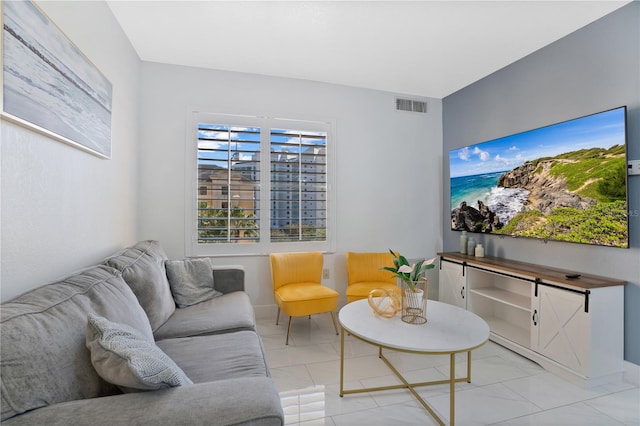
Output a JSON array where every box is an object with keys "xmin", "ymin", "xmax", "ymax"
[
  {"xmin": 286, "ymin": 316, "xmax": 293, "ymax": 345},
  {"xmin": 275, "ymin": 307, "xmax": 281, "ymax": 326},
  {"xmin": 330, "ymin": 311, "xmax": 339, "ymax": 335}
]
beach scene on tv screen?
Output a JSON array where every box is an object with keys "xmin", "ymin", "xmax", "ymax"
[{"xmin": 450, "ymin": 107, "xmax": 628, "ymax": 248}]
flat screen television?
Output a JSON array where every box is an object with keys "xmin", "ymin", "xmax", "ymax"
[{"xmin": 449, "ymin": 106, "xmax": 628, "ymax": 248}]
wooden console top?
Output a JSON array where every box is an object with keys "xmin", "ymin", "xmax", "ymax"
[{"xmin": 437, "ymin": 252, "xmax": 627, "ymax": 289}]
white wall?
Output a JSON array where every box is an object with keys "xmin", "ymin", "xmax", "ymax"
[
  {"xmin": 138, "ymin": 62, "xmax": 443, "ymax": 317},
  {"xmin": 0, "ymin": 1, "xmax": 140, "ymax": 301}
]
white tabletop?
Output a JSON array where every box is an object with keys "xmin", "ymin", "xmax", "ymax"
[{"xmin": 339, "ymin": 299, "xmax": 490, "ymax": 353}]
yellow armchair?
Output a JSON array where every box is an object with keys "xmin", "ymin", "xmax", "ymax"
[
  {"xmin": 346, "ymin": 251, "xmax": 400, "ymax": 303},
  {"xmin": 269, "ymin": 251, "xmax": 339, "ymax": 345}
]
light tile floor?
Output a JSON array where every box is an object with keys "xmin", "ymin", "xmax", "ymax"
[{"xmin": 257, "ymin": 314, "xmax": 640, "ymax": 426}]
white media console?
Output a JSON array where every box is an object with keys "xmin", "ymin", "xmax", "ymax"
[{"xmin": 438, "ymin": 252, "xmax": 626, "ymax": 387}]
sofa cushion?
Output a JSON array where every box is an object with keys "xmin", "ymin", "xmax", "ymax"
[
  {"xmin": 153, "ymin": 291, "xmax": 255, "ymax": 340},
  {"xmin": 86, "ymin": 314, "xmax": 192, "ymax": 392},
  {"xmin": 156, "ymin": 331, "xmax": 269, "ymax": 383},
  {"xmin": 0, "ymin": 265, "xmax": 153, "ymax": 421},
  {"xmin": 104, "ymin": 240, "xmax": 175, "ymax": 331},
  {"xmin": 165, "ymin": 258, "xmax": 222, "ymax": 308}
]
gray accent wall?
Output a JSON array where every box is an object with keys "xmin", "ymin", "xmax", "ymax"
[{"xmin": 442, "ymin": 3, "xmax": 640, "ymax": 364}]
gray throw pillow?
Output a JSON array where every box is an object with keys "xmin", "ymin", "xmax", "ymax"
[
  {"xmin": 86, "ymin": 313, "xmax": 192, "ymax": 392},
  {"xmin": 165, "ymin": 258, "xmax": 223, "ymax": 308},
  {"xmin": 103, "ymin": 240, "xmax": 175, "ymax": 331}
]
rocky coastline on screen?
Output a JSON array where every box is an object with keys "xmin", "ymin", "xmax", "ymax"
[
  {"xmin": 451, "ymin": 159, "xmax": 594, "ymax": 232},
  {"xmin": 497, "ymin": 160, "xmax": 595, "ymax": 214},
  {"xmin": 451, "ymin": 200, "xmax": 503, "ymax": 232}
]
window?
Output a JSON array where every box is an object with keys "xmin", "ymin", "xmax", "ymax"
[
  {"xmin": 270, "ymin": 128, "xmax": 327, "ymax": 242},
  {"xmin": 186, "ymin": 112, "xmax": 335, "ymax": 256},
  {"xmin": 196, "ymin": 123, "xmax": 260, "ymax": 244}
]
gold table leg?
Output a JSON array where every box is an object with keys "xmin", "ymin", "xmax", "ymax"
[
  {"xmin": 450, "ymin": 353, "xmax": 456, "ymax": 426},
  {"xmin": 339, "ymin": 326, "xmax": 345, "ymax": 397},
  {"xmin": 340, "ymin": 332, "xmax": 474, "ymax": 426}
]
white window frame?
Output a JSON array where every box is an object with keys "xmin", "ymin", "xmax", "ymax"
[{"xmin": 185, "ymin": 110, "xmax": 336, "ymax": 256}]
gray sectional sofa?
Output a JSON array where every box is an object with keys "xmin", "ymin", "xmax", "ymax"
[{"xmin": 0, "ymin": 240, "xmax": 284, "ymax": 425}]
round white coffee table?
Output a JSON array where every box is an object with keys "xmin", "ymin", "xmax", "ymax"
[{"xmin": 339, "ymin": 298, "xmax": 490, "ymax": 426}]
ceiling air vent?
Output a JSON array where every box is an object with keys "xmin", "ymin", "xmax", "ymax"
[{"xmin": 396, "ymin": 98, "xmax": 427, "ymax": 113}]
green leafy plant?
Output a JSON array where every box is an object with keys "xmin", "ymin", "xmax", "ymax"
[{"xmin": 382, "ymin": 249, "xmax": 437, "ymax": 291}]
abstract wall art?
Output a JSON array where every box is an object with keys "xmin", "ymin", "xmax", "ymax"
[{"xmin": 2, "ymin": 0, "xmax": 112, "ymax": 158}]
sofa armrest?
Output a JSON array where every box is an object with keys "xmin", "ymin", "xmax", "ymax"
[
  {"xmin": 3, "ymin": 377, "xmax": 283, "ymax": 426},
  {"xmin": 212, "ymin": 265, "xmax": 245, "ymax": 294}
]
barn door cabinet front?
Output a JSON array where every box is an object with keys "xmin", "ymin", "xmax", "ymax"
[{"xmin": 438, "ymin": 252, "xmax": 625, "ymax": 387}]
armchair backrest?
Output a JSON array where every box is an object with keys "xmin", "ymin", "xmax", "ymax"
[
  {"xmin": 269, "ymin": 251, "xmax": 323, "ymax": 290},
  {"xmin": 346, "ymin": 252, "xmax": 396, "ymax": 286}
]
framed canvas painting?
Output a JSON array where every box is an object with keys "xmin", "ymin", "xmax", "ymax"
[{"xmin": 1, "ymin": 0, "xmax": 112, "ymax": 158}]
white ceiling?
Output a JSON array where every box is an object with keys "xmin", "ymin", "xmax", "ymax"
[{"xmin": 107, "ymin": 1, "xmax": 631, "ymax": 99}]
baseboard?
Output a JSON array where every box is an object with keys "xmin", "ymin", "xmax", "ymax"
[
  {"xmin": 254, "ymin": 304, "xmax": 276, "ymax": 320},
  {"xmin": 624, "ymin": 360, "xmax": 640, "ymax": 386}
]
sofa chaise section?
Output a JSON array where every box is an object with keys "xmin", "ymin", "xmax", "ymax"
[{"xmin": 1, "ymin": 241, "xmax": 283, "ymax": 425}]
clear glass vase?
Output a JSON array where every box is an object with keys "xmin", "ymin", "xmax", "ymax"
[{"xmin": 401, "ymin": 278, "xmax": 427, "ymax": 324}]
